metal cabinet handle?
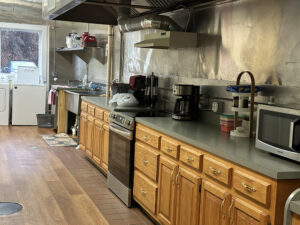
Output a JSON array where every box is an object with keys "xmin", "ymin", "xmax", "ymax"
[
  {"xmin": 143, "ymin": 135, "xmax": 149, "ymax": 140},
  {"xmin": 142, "ymin": 159, "xmax": 148, "ymax": 165},
  {"xmin": 176, "ymin": 168, "xmax": 180, "ymax": 186},
  {"xmin": 228, "ymin": 199, "xmax": 234, "ymax": 225},
  {"xmin": 209, "ymin": 166, "xmax": 221, "ymax": 175},
  {"xmin": 221, "ymin": 195, "xmax": 227, "ymax": 219},
  {"xmin": 186, "ymin": 156, "xmax": 194, "ymax": 162},
  {"xmin": 165, "ymin": 146, "xmax": 173, "ymax": 152},
  {"xmin": 140, "ymin": 188, "xmax": 147, "ymax": 195},
  {"xmin": 242, "ymin": 183, "xmax": 256, "ymax": 192}
]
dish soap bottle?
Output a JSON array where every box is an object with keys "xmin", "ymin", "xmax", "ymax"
[{"xmin": 82, "ymin": 74, "xmax": 88, "ymax": 87}]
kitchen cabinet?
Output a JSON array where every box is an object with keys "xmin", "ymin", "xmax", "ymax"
[
  {"xmin": 175, "ymin": 168, "xmax": 201, "ymax": 225},
  {"xmin": 229, "ymin": 197, "xmax": 269, "ymax": 225},
  {"xmin": 101, "ymin": 123, "xmax": 109, "ymax": 173},
  {"xmin": 79, "ymin": 101, "xmax": 110, "ymax": 174},
  {"xmin": 200, "ymin": 180, "xmax": 230, "ymax": 225},
  {"xmin": 134, "ymin": 123, "xmax": 300, "ymax": 225},
  {"xmin": 86, "ymin": 116, "xmax": 94, "ymax": 158},
  {"xmin": 79, "ymin": 111, "xmax": 87, "ymax": 151},
  {"xmin": 293, "ymin": 214, "xmax": 300, "ymax": 225},
  {"xmin": 93, "ymin": 120, "xmax": 104, "ymax": 165},
  {"xmin": 157, "ymin": 156, "xmax": 178, "ymax": 225}
]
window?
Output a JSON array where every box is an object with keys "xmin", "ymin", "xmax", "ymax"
[{"xmin": 0, "ymin": 23, "xmax": 48, "ymax": 83}]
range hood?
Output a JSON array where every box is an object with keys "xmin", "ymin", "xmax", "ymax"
[
  {"xmin": 134, "ymin": 31, "xmax": 198, "ymax": 49},
  {"xmin": 43, "ymin": 0, "xmax": 118, "ymax": 24}
]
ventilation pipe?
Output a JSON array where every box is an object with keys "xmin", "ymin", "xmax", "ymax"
[{"xmin": 117, "ymin": 0, "xmax": 183, "ymax": 32}]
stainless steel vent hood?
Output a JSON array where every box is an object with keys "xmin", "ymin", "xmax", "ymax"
[
  {"xmin": 43, "ymin": 0, "xmax": 222, "ymax": 25},
  {"xmin": 134, "ymin": 31, "xmax": 197, "ymax": 49},
  {"xmin": 43, "ymin": 0, "xmax": 118, "ymax": 24}
]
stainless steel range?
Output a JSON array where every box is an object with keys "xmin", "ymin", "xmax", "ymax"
[{"xmin": 107, "ymin": 110, "xmax": 136, "ymax": 207}]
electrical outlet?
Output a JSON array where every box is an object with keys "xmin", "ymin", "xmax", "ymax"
[{"xmin": 212, "ymin": 101, "xmax": 224, "ymax": 113}]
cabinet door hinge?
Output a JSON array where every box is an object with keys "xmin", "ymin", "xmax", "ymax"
[{"xmin": 199, "ymin": 184, "xmax": 202, "ymax": 192}]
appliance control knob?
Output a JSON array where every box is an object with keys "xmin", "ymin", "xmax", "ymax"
[{"xmin": 127, "ymin": 121, "xmax": 131, "ymax": 126}]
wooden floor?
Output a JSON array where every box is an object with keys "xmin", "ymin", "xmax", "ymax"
[{"xmin": 0, "ymin": 126, "xmax": 154, "ymax": 225}]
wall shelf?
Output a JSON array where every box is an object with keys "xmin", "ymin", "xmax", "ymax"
[{"xmin": 56, "ymin": 47, "xmax": 106, "ymax": 64}]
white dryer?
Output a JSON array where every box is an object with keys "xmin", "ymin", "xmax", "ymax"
[{"xmin": 0, "ymin": 83, "xmax": 9, "ymax": 125}]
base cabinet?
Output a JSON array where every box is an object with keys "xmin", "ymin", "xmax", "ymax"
[
  {"xmin": 85, "ymin": 116, "xmax": 94, "ymax": 158},
  {"xmin": 133, "ymin": 123, "xmax": 300, "ymax": 225},
  {"xmin": 175, "ymin": 168, "xmax": 201, "ymax": 225},
  {"xmin": 79, "ymin": 112, "xmax": 87, "ymax": 151},
  {"xmin": 157, "ymin": 157, "xmax": 178, "ymax": 225},
  {"xmin": 79, "ymin": 101, "xmax": 110, "ymax": 175},
  {"xmin": 229, "ymin": 198, "xmax": 269, "ymax": 225},
  {"xmin": 200, "ymin": 181, "xmax": 230, "ymax": 225},
  {"xmin": 93, "ymin": 120, "xmax": 104, "ymax": 165},
  {"xmin": 292, "ymin": 214, "xmax": 300, "ymax": 225},
  {"xmin": 101, "ymin": 123, "xmax": 109, "ymax": 173}
]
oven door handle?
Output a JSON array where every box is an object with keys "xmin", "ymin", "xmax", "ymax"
[{"xmin": 109, "ymin": 123, "xmax": 133, "ymax": 140}]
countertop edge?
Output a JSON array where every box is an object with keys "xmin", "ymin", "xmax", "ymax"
[{"xmin": 81, "ymin": 96, "xmax": 113, "ymax": 111}]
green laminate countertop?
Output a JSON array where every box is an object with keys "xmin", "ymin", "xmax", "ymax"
[{"xmin": 135, "ymin": 117, "xmax": 300, "ymax": 180}]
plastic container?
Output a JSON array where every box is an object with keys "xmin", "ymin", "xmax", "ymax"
[
  {"xmin": 220, "ymin": 114, "xmax": 242, "ymax": 133},
  {"xmin": 36, "ymin": 114, "xmax": 54, "ymax": 128}
]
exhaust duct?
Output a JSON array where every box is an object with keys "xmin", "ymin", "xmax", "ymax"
[
  {"xmin": 117, "ymin": 0, "xmax": 182, "ymax": 32},
  {"xmin": 118, "ymin": 14, "xmax": 183, "ymax": 32}
]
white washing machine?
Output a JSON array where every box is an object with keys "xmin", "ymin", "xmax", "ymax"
[{"xmin": 0, "ymin": 83, "xmax": 10, "ymax": 125}]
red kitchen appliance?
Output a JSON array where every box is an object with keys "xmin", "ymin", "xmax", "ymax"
[
  {"xmin": 81, "ymin": 32, "xmax": 89, "ymax": 46},
  {"xmin": 129, "ymin": 75, "xmax": 146, "ymax": 91},
  {"xmin": 82, "ymin": 34, "xmax": 97, "ymax": 47}
]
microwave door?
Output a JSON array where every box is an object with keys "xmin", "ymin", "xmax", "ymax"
[{"xmin": 289, "ymin": 119, "xmax": 300, "ymax": 152}]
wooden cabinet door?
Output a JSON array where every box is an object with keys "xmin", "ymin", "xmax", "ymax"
[
  {"xmin": 292, "ymin": 214, "xmax": 300, "ymax": 225},
  {"xmin": 229, "ymin": 197, "xmax": 269, "ymax": 225},
  {"xmin": 101, "ymin": 123, "xmax": 109, "ymax": 173},
  {"xmin": 79, "ymin": 113, "xmax": 87, "ymax": 151},
  {"xmin": 85, "ymin": 116, "xmax": 94, "ymax": 158},
  {"xmin": 93, "ymin": 120, "xmax": 103, "ymax": 165},
  {"xmin": 157, "ymin": 156, "xmax": 178, "ymax": 225},
  {"xmin": 200, "ymin": 180, "xmax": 230, "ymax": 225},
  {"xmin": 175, "ymin": 167, "xmax": 201, "ymax": 225}
]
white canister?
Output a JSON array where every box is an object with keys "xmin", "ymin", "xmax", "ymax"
[{"xmin": 66, "ymin": 34, "xmax": 72, "ymax": 48}]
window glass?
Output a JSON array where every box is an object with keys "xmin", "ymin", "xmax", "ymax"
[{"xmin": 0, "ymin": 30, "xmax": 39, "ymax": 74}]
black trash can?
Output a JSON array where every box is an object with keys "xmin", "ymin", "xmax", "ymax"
[{"xmin": 36, "ymin": 114, "xmax": 54, "ymax": 128}]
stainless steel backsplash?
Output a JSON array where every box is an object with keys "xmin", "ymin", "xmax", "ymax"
[{"xmin": 121, "ymin": 0, "xmax": 300, "ymax": 112}]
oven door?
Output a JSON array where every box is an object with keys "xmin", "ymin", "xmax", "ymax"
[{"xmin": 108, "ymin": 122, "xmax": 134, "ymax": 188}]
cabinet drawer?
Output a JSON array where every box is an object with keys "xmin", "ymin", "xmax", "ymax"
[
  {"xmin": 95, "ymin": 108, "xmax": 104, "ymax": 120},
  {"xmin": 135, "ymin": 142, "xmax": 159, "ymax": 181},
  {"xmin": 179, "ymin": 146, "xmax": 203, "ymax": 170},
  {"xmin": 136, "ymin": 125, "xmax": 161, "ymax": 149},
  {"xmin": 161, "ymin": 136, "xmax": 180, "ymax": 159},
  {"xmin": 233, "ymin": 170, "xmax": 271, "ymax": 206},
  {"xmin": 133, "ymin": 170, "xmax": 157, "ymax": 214},
  {"xmin": 87, "ymin": 105, "xmax": 95, "ymax": 116},
  {"xmin": 81, "ymin": 101, "xmax": 88, "ymax": 112},
  {"xmin": 203, "ymin": 156, "xmax": 232, "ymax": 186},
  {"xmin": 103, "ymin": 111, "xmax": 110, "ymax": 123}
]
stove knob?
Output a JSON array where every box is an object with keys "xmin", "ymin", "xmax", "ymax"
[
  {"xmin": 127, "ymin": 120, "xmax": 131, "ymax": 126},
  {"xmin": 112, "ymin": 114, "xmax": 116, "ymax": 119}
]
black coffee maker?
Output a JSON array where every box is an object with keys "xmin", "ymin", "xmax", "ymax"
[{"xmin": 172, "ymin": 84, "xmax": 199, "ymax": 120}]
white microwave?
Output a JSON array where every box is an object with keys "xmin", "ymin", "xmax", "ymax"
[{"xmin": 255, "ymin": 104, "xmax": 300, "ymax": 162}]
